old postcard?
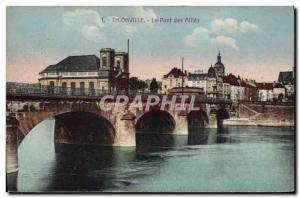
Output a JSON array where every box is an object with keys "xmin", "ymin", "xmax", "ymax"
[{"xmin": 6, "ymin": 6, "xmax": 295, "ymax": 193}]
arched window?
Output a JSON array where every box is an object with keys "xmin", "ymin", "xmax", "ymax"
[
  {"xmin": 80, "ymin": 82, "xmax": 85, "ymax": 95},
  {"xmin": 62, "ymin": 82, "xmax": 67, "ymax": 95},
  {"xmin": 71, "ymin": 82, "xmax": 76, "ymax": 95},
  {"xmin": 89, "ymin": 82, "xmax": 95, "ymax": 96},
  {"xmin": 49, "ymin": 81, "xmax": 55, "ymax": 93}
]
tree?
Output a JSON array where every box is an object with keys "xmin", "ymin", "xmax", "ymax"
[
  {"xmin": 129, "ymin": 77, "xmax": 148, "ymax": 93},
  {"xmin": 150, "ymin": 78, "xmax": 159, "ymax": 93},
  {"xmin": 129, "ymin": 77, "xmax": 140, "ymax": 92},
  {"xmin": 139, "ymin": 80, "xmax": 148, "ymax": 92}
]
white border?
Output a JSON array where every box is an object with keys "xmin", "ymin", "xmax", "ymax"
[{"xmin": 0, "ymin": 0, "xmax": 298, "ymax": 197}]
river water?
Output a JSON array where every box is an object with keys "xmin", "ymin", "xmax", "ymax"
[{"xmin": 17, "ymin": 119, "xmax": 294, "ymax": 192}]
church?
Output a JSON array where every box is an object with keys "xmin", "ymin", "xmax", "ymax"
[
  {"xmin": 186, "ymin": 51, "xmax": 225, "ymax": 98},
  {"xmin": 38, "ymin": 42, "xmax": 130, "ymax": 94}
]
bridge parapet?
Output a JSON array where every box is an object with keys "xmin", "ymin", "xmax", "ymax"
[{"xmin": 7, "ymin": 82, "xmax": 232, "ymax": 104}]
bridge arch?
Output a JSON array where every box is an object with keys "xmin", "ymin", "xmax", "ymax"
[
  {"xmin": 10, "ymin": 107, "xmax": 115, "ymax": 146},
  {"xmin": 135, "ymin": 110, "xmax": 176, "ymax": 133},
  {"xmin": 54, "ymin": 111, "xmax": 116, "ymax": 145}
]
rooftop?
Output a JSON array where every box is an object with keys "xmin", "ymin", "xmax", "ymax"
[
  {"xmin": 222, "ymin": 73, "xmax": 240, "ymax": 86},
  {"xmin": 278, "ymin": 71, "xmax": 294, "ymax": 85},
  {"xmin": 255, "ymin": 82, "xmax": 273, "ymax": 90},
  {"xmin": 187, "ymin": 73, "xmax": 207, "ymax": 81},
  {"xmin": 40, "ymin": 55, "xmax": 100, "ymax": 74},
  {"xmin": 163, "ymin": 67, "xmax": 185, "ymax": 78}
]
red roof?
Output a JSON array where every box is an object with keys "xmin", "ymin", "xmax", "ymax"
[
  {"xmin": 222, "ymin": 74, "xmax": 240, "ymax": 86},
  {"xmin": 163, "ymin": 67, "xmax": 185, "ymax": 78},
  {"xmin": 255, "ymin": 82, "xmax": 273, "ymax": 90}
]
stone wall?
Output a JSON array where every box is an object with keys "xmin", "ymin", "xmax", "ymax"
[{"xmin": 238, "ymin": 103, "xmax": 294, "ymax": 126}]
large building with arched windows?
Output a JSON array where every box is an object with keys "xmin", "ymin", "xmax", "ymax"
[{"xmin": 38, "ymin": 45, "xmax": 129, "ymax": 94}]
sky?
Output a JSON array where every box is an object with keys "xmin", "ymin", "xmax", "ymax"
[{"xmin": 6, "ymin": 6, "xmax": 294, "ymax": 83}]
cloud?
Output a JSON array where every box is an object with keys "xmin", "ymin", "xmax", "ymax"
[
  {"xmin": 184, "ymin": 28, "xmax": 239, "ymax": 51},
  {"xmin": 62, "ymin": 7, "xmax": 157, "ymax": 42},
  {"xmin": 210, "ymin": 18, "xmax": 239, "ymax": 34},
  {"xmin": 131, "ymin": 7, "xmax": 157, "ymax": 20},
  {"xmin": 184, "ymin": 27, "xmax": 210, "ymax": 47},
  {"xmin": 212, "ymin": 35, "xmax": 239, "ymax": 51},
  {"xmin": 62, "ymin": 9, "xmax": 104, "ymax": 42},
  {"xmin": 62, "ymin": 9, "xmax": 103, "ymax": 28},
  {"xmin": 240, "ymin": 21, "xmax": 259, "ymax": 33},
  {"xmin": 184, "ymin": 17, "xmax": 258, "ymax": 50},
  {"xmin": 210, "ymin": 18, "xmax": 258, "ymax": 34},
  {"xmin": 80, "ymin": 25, "xmax": 106, "ymax": 41}
]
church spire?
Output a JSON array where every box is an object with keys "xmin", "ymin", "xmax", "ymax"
[{"xmin": 217, "ymin": 50, "xmax": 221, "ymax": 63}]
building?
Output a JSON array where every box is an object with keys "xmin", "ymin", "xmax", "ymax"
[
  {"xmin": 186, "ymin": 65, "xmax": 218, "ymax": 98},
  {"xmin": 218, "ymin": 81, "xmax": 231, "ymax": 99},
  {"xmin": 256, "ymin": 82, "xmax": 274, "ymax": 101},
  {"xmin": 206, "ymin": 65, "xmax": 218, "ymax": 98},
  {"xmin": 213, "ymin": 51, "xmax": 225, "ymax": 80},
  {"xmin": 278, "ymin": 71, "xmax": 294, "ymax": 100},
  {"xmin": 39, "ymin": 44, "xmax": 129, "ymax": 94},
  {"xmin": 273, "ymin": 83, "xmax": 286, "ymax": 101},
  {"xmin": 162, "ymin": 67, "xmax": 185, "ymax": 94},
  {"xmin": 186, "ymin": 72, "xmax": 207, "ymax": 94},
  {"xmin": 241, "ymin": 79, "xmax": 257, "ymax": 101},
  {"xmin": 223, "ymin": 73, "xmax": 242, "ymax": 103}
]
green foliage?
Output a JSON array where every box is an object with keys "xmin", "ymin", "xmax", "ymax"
[
  {"xmin": 150, "ymin": 78, "xmax": 159, "ymax": 93},
  {"xmin": 129, "ymin": 77, "xmax": 148, "ymax": 92}
]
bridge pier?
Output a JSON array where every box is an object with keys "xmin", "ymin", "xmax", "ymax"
[
  {"xmin": 173, "ymin": 113, "xmax": 188, "ymax": 135},
  {"xmin": 216, "ymin": 106, "xmax": 230, "ymax": 132},
  {"xmin": 6, "ymin": 113, "xmax": 19, "ymax": 192},
  {"xmin": 113, "ymin": 120, "xmax": 136, "ymax": 147},
  {"xmin": 113, "ymin": 112, "xmax": 136, "ymax": 147}
]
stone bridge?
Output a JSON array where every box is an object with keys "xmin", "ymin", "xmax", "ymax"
[{"xmin": 6, "ymin": 93, "xmax": 231, "ymax": 189}]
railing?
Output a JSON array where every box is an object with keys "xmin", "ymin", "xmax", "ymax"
[
  {"xmin": 6, "ymin": 83, "xmax": 119, "ymax": 97},
  {"xmin": 6, "ymin": 82, "xmax": 232, "ymax": 104}
]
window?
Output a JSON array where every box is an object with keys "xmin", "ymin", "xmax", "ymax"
[
  {"xmin": 89, "ymin": 82, "xmax": 95, "ymax": 96},
  {"xmin": 49, "ymin": 81, "xmax": 55, "ymax": 87},
  {"xmin": 71, "ymin": 82, "xmax": 76, "ymax": 95},
  {"xmin": 102, "ymin": 57, "xmax": 107, "ymax": 67},
  {"xmin": 116, "ymin": 60, "xmax": 121, "ymax": 68},
  {"xmin": 62, "ymin": 82, "xmax": 67, "ymax": 94},
  {"xmin": 49, "ymin": 81, "xmax": 55, "ymax": 93},
  {"xmin": 80, "ymin": 82, "xmax": 85, "ymax": 95}
]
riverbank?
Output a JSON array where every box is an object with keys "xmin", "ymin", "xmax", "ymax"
[{"xmin": 223, "ymin": 117, "xmax": 294, "ymax": 127}]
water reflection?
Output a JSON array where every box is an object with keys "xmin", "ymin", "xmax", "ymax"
[
  {"xmin": 50, "ymin": 144, "xmax": 116, "ymax": 191},
  {"xmin": 188, "ymin": 128, "xmax": 210, "ymax": 145},
  {"xmin": 16, "ymin": 119, "xmax": 295, "ymax": 192}
]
